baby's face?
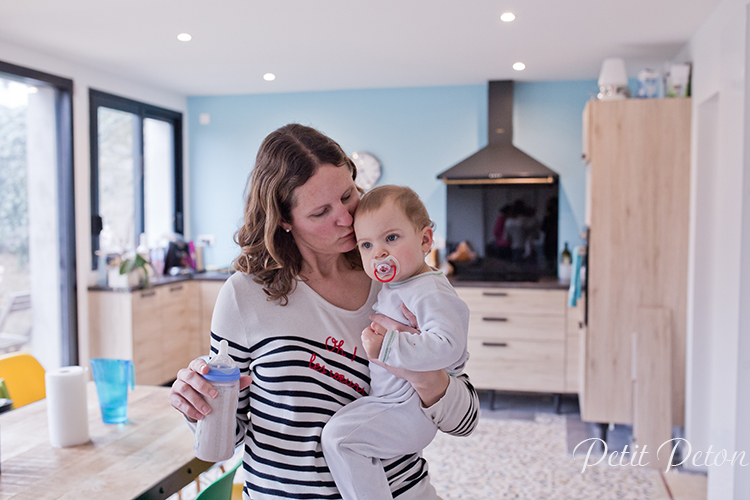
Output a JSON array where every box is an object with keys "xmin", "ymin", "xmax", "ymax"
[{"xmin": 354, "ymin": 203, "xmax": 432, "ymax": 283}]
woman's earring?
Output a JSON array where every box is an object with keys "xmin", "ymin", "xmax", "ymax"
[{"xmin": 285, "ymin": 228, "xmax": 291, "ymax": 233}]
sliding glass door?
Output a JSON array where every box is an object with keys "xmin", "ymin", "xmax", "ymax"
[{"xmin": 0, "ymin": 61, "xmax": 76, "ymax": 369}]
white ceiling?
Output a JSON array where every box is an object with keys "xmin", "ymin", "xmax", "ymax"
[{"xmin": 0, "ymin": 0, "xmax": 721, "ymax": 96}]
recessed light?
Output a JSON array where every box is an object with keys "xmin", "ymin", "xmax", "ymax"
[
  {"xmin": 513, "ymin": 62, "xmax": 526, "ymax": 71},
  {"xmin": 177, "ymin": 33, "xmax": 192, "ymax": 42},
  {"xmin": 263, "ymin": 73, "xmax": 276, "ymax": 81},
  {"xmin": 501, "ymin": 12, "xmax": 516, "ymax": 22}
]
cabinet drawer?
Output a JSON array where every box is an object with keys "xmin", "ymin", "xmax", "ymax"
[
  {"xmin": 465, "ymin": 337, "xmax": 564, "ymax": 392},
  {"xmin": 468, "ymin": 313, "xmax": 564, "ymax": 341},
  {"xmin": 132, "ymin": 291, "xmax": 162, "ymax": 359},
  {"xmin": 132, "ymin": 288, "xmax": 161, "ymax": 314},
  {"xmin": 161, "ymin": 283, "xmax": 191, "ymax": 313},
  {"xmin": 456, "ymin": 287, "xmax": 566, "ymax": 316}
]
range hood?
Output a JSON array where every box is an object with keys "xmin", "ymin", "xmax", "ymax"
[{"xmin": 437, "ymin": 81, "xmax": 559, "ymax": 185}]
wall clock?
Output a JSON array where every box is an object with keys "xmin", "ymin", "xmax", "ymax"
[{"xmin": 351, "ymin": 152, "xmax": 381, "ymax": 191}]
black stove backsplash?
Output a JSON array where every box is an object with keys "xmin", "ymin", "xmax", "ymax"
[{"xmin": 445, "ymin": 183, "xmax": 559, "ymax": 282}]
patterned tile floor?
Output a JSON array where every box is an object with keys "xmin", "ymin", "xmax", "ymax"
[
  {"xmin": 422, "ymin": 390, "xmax": 702, "ymax": 500},
  {"xmin": 174, "ymin": 391, "xmax": 706, "ymax": 500}
]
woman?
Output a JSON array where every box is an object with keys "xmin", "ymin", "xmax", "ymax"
[{"xmin": 169, "ymin": 124, "xmax": 479, "ymax": 499}]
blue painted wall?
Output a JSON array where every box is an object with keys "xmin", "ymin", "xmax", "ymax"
[
  {"xmin": 513, "ymin": 80, "xmax": 599, "ymax": 253},
  {"xmin": 188, "ymin": 81, "xmax": 596, "ymax": 268}
]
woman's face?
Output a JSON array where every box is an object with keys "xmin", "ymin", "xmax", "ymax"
[{"xmin": 285, "ymin": 164, "xmax": 359, "ymax": 258}]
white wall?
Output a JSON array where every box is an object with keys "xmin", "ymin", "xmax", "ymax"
[
  {"xmin": 676, "ymin": 0, "xmax": 750, "ymax": 497},
  {"xmin": 27, "ymin": 86, "xmax": 62, "ymax": 371},
  {"xmin": 0, "ymin": 39, "xmax": 188, "ymax": 370}
]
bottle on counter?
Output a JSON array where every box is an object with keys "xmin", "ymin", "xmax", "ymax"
[
  {"xmin": 194, "ymin": 340, "xmax": 240, "ymax": 462},
  {"xmin": 559, "ymin": 242, "xmax": 573, "ymax": 282},
  {"xmin": 561, "ymin": 242, "xmax": 572, "ymax": 265}
]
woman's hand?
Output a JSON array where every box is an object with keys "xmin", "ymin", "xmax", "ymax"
[
  {"xmin": 370, "ymin": 303, "xmax": 420, "ymax": 334},
  {"xmin": 364, "ymin": 303, "xmax": 420, "ymax": 359},
  {"xmin": 169, "ymin": 357, "xmax": 252, "ymax": 422},
  {"xmin": 367, "ymin": 304, "xmax": 450, "ymax": 407}
]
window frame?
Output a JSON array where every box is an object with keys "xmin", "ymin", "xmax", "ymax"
[
  {"xmin": 89, "ymin": 89, "xmax": 184, "ymax": 269},
  {"xmin": 0, "ymin": 59, "xmax": 77, "ymax": 365}
]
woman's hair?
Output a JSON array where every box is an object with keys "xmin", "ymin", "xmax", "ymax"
[
  {"xmin": 355, "ymin": 185, "xmax": 435, "ymax": 231},
  {"xmin": 233, "ymin": 123, "xmax": 361, "ymax": 305}
]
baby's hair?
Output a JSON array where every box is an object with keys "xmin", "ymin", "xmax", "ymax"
[{"xmin": 356, "ymin": 185, "xmax": 434, "ymax": 231}]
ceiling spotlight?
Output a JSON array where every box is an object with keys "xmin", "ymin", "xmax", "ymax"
[
  {"xmin": 177, "ymin": 33, "xmax": 192, "ymax": 42},
  {"xmin": 513, "ymin": 62, "xmax": 526, "ymax": 71},
  {"xmin": 501, "ymin": 12, "xmax": 516, "ymax": 22},
  {"xmin": 263, "ymin": 73, "xmax": 276, "ymax": 81}
]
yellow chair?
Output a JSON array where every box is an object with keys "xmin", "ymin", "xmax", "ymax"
[{"xmin": 0, "ymin": 353, "xmax": 45, "ymax": 408}]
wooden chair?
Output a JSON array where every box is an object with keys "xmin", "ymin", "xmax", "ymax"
[
  {"xmin": 0, "ymin": 352, "xmax": 45, "ymax": 408},
  {"xmin": 0, "ymin": 291, "xmax": 32, "ymax": 353}
]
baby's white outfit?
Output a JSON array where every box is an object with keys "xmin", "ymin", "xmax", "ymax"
[{"xmin": 321, "ymin": 270, "xmax": 470, "ymax": 500}]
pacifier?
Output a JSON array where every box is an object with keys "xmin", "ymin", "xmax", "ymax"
[{"xmin": 371, "ymin": 256, "xmax": 400, "ymax": 283}]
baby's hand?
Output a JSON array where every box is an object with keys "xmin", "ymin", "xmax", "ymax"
[{"xmin": 362, "ymin": 321, "xmax": 388, "ymax": 360}]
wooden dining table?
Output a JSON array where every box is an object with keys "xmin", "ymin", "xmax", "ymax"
[{"xmin": 0, "ymin": 384, "xmax": 213, "ymax": 499}]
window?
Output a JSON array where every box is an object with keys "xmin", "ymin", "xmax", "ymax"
[
  {"xmin": 0, "ymin": 60, "xmax": 76, "ymax": 368},
  {"xmin": 89, "ymin": 90, "xmax": 183, "ymax": 267}
]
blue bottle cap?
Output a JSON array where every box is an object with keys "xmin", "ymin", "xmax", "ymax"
[{"xmin": 202, "ymin": 340, "xmax": 240, "ymax": 382}]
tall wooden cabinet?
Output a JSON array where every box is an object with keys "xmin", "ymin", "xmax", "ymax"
[{"xmin": 582, "ymin": 98, "xmax": 691, "ymax": 427}]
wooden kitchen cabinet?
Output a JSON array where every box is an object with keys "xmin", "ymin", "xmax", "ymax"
[
  {"xmin": 565, "ymin": 295, "xmax": 584, "ymax": 394},
  {"xmin": 130, "ymin": 287, "xmax": 165, "ymax": 384},
  {"xmin": 198, "ymin": 280, "xmax": 224, "ymax": 353},
  {"xmin": 582, "ymin": 98, "xmax": 690, "ymax": 426},
  {"xmin": 161, "ymin": 282, "xmax": 201, "ymax": 382},
  {"xmin": 456, "ymin": 286, "xmax": 575, "ymax": 394},
  {"xmin": 89, "ymin": 279, "xmax": 225, "ymax": 385}
]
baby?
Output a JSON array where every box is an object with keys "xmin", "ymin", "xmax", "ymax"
[{"xmin": 321, "ymin": 185, "xmax": 470, "ymax": 500}]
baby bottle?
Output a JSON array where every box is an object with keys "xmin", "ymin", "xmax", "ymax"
[{"xmin": 194, "ymin": 340, "xmax": 240, "ymax": 462}]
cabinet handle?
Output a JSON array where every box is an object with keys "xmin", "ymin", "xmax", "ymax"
[
  {"xmin": 482, "ymin": 317, "xmax": 508, "ymax": 322},
  {"xmin": 482, "ymin": 342, "xmax": 508, "ymax": 348},
  {"xmin": 482, "ymin": 291, "xmax": 508, "ymax": 297},
  {"xmin": 140, "ymin": 291, "xmax": 156, "ymax": 298},
  {"xmin": 170, "ymin": 285, "xmax": 184, "ymax": 292}
]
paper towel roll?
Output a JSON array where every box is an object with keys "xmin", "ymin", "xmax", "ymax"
[{"xmin": 45, "ymin": 366, "xmax": 90, "ymax": 448}]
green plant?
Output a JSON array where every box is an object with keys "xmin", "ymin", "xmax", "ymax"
[{"xmin": 119, "ymin": 254, "xmax": 152, "ymax": 288}]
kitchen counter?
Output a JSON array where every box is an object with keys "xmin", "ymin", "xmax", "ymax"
[
  {"xmin": 449, "ymin": 276, "xmax": 570, "ymax": 290},
  {"xmin": 88, "ymin": 270, "xmax": 231, "ymax": 292},
  {"xmin": 90, "ymin": 270, "xmax": 570, "ymax": 292}
]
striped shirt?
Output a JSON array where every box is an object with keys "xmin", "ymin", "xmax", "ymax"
[{"xmin": 210, "ymin": 272, "xmax": 478, "ymax": 500}]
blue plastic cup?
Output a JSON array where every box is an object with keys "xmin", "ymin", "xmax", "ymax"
[{"xmin": 90, "ymin": 358, "xmax": 135, "ymax": 424}]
